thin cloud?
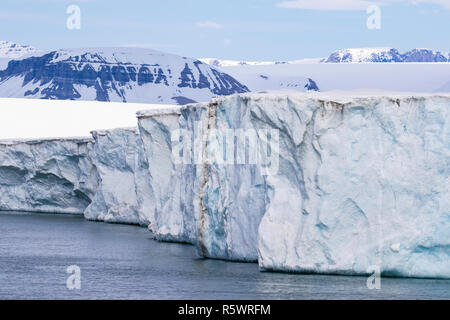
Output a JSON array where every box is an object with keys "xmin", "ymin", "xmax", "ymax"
[
  {"xmin": 195, "ymin": 21, "xmax": 223, "ymax": 29},
  {"xmin": 276, "ymin": 0, "xmax": 450, "ymax": 10},
  {"xmin": 120, "ymin": 43, "xmax": 176, "ymax": 49},
  {"xmin": 222, "ymin": 38, "xmax": 232, "ymax": 47},
  {"xmin": 276, "ymin": 0, "xmax": 377, "ymax": 10}
]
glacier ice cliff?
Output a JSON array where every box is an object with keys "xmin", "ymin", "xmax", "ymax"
[
  {"xmin": 84, "ymin": 128, "xmax": 153, "ymax": 226},
  {"xmin": 173, "ymin": 92, "xmax": 450, "ymax": 276},
  {"xmin": 137, "ymin": 106, "xmax": 200, "ymax": 242},
  {"xmin": 0, "ymin": 137, "xmax": 97, "ymax": 214},
  {"xmin": 178, "ymin": 100, "xmax": 269, "ymax": 261},
  {"xmin": 212, "ymin": 93, "xmax": 448, "ymax": 278},
  {"xmin": 0, "ymin": 92, "xmax": 448, "ymax": 279}
]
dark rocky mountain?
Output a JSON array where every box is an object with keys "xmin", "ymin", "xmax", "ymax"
[{"xmin": 0, "ymin": 48, "xmax": 249, "ymax": 105}]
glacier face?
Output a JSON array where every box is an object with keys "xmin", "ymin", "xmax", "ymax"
[
  {"xmin": 249, "ymin": 93, "xmax": 450, "ymax": 278},
  {"xmin": 84, "ymin": 128, "xmax": 152, "ymax": 226},
  {"xmin": 137, "ymin": 106, "xmax": 200, "ymax": 242},
  {"xmin": 178, "ymin": 99, "xmax": 270, "ymax": 261},
  {"xmin": 173, "ymin": 92, "xmax": 449, "ymax": 276},
  {"xmin": 0, "ymin": 92, "xmax": 448, "ymax": 278},
  {"xmin": 0, "ymin": 137, "xmax": 97, "ymax": 214}
]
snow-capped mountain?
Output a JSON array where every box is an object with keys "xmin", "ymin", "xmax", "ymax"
[
  {"xmin": 202, "ymin": 47, "xmax": 450, "ymax": 67},
  {"xmin": 0, "ymin": 47, "xmax": 249, "ymax": 105},
  {"xmin": 326, "ymin": 47, "xmax": 449, "ymax": 63},
  {"xmin": 326, "ymin": 47, "xmax": 404, "ymax": 63},
  {"xmin": 199, "ymin": 57, "xmax": 325, "ymax": 68},
  {"xmin": 401, "ymin": 48, "xmax": 449, "ymax": 62},
  {"xmin": 0, "ymin": 40, "xmax": 39, "ymax": 59}
]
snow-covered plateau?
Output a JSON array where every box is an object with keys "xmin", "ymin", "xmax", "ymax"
[{"xmin": 0, "ymin": 92, "xmax": 448, "ymax": 278}]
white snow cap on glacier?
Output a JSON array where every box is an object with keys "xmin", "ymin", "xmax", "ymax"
[{"xmin": 0, "ymin": 97, "xmax": 176, "ymax": 140}]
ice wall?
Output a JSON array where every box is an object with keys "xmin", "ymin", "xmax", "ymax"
[
  {"xmin": 177, "ymin": 100, "xmax": 269, "ymax": 261},
  {"xmin": 0, "ymin": 137, "xmax": 97, "ymax": 214},
  {"xmin": 0, "ymin": 92, "xmax": 448, "ymax": 278},
  {"xmin": 171, "ymin": 92, "xmax": 449, "ymax": 277},
  {"xmin": 137, "ymin": 106, "xmax": 200, "ymax": 242},
  {"xmin": 253, "ymin": 93, "xmax": 450, "ymax": 278},
  {"xmin": 84, "ymin": 128, "xmax": 153, "ymax": 226}
]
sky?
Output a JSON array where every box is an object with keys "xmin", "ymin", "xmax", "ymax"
[{"xmin": 0, "ymin": 0, "xmax": 449, "ymax": 61}]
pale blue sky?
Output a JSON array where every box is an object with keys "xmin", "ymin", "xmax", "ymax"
[{"xmin": 0, "ymin": 0, "xmax": 449, "ymax": 60}]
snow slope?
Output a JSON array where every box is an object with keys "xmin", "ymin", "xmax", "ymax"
[
  {"xmin": 221, "ymin": 63, "xmax": 450, "ymax": 93},
  {"xmin": 436, "ymin": 80, "xmax": 450, "ymax": 92},
  {"xmin": 0, "ymin": 47, "xmax": 249, "ymax": 105},
  {"xmin": 199, "ymin": 57, "xmax": 325, "ymax": 68}
]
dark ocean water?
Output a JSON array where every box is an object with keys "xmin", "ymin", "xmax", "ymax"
[{"xmin": 0, "ymin": 212, "xmax": 448, "ymax": 300}]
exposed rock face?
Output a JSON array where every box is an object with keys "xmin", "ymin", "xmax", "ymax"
[
  {"xmin": 84, "ymin": 128, "xmax": 153, "ymax": 226},
  {"xmin": 0, "ymin": 137, "xmax": 97, "ymax": 214},
  {"xmin": 0, "ymin": 48, "xmax": 249, "ymax": 105}
]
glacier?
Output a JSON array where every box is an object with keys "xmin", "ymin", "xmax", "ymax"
[
  {"xmin": 0, "ymin": 137, "xmax": 97, "ymax": 214},
  {"xmin": 0, "ymin": 92, "xmax": 448, "ymax": 279},
  {"xmin": 175, "ymin": 92, "xmax": 450, "ymax": 275},
  {"xmin": 136, "ymin": 106, "xmax": 201, "ymax": 242},
  {"xmin": 84, "ymin": 128, "xmax": 153, "ymax": 226},
  {"xmin": 237, "ymin": 93, "xmax": 449, "ymax": 278}
]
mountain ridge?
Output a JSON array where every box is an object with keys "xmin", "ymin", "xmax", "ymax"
[
  {"xmin": 200, "ymin": 47, "xmax": 450, "ymax": 67},
  {"xmin": 0, "ymin": 47, "xmax": 250, "ymax": 105}
]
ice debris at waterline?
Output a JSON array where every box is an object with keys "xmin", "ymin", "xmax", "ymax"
[{"xmin": 0, "ymin": 92, "xmax": 448, "ymax": 279}]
